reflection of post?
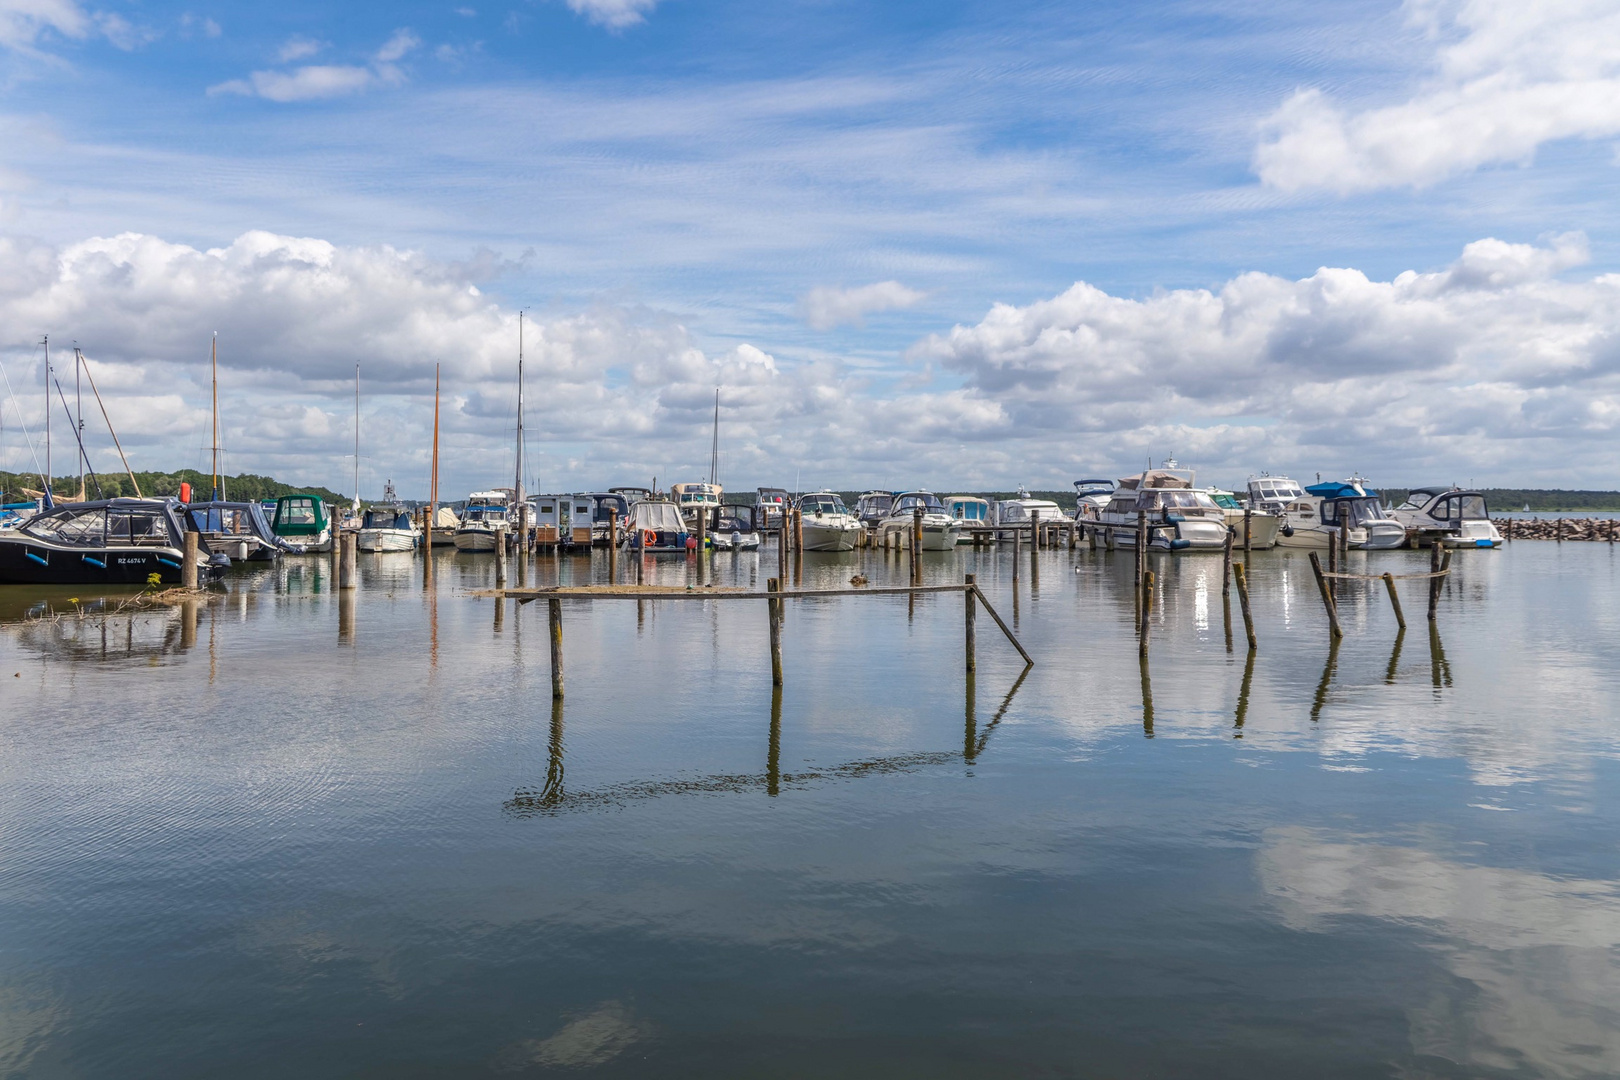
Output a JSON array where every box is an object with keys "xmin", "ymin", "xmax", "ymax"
[
  {"xmin": 1222, "ymin": 591, "xmax": 1233, "ymax": 653},
  {"xmin": 1012, "ymin": 521, "xmax": 1020, "ymax": 587},
  {"xmin": 492, "ymin": 593, "xmax": 504, "ymax": 632},
  {"xmin": 1385, "ymin": 627, "xmax": 1405, "ymax": 684},
  {"xmin": 1428, "ymin": 622, "xmax": 1452, "ymax": 688},
  {"xmin": 180, "ymin": 599, "xmax": 198, "ymax": 650},
  {"xmin": 1427, "ymin": 544, "xmax": 1441, "ymax": 621},
  {"xmin": 1233, "ymin": 562, "xmax": 1257, "ymax": 650},
  {"xmin": 911, "ymin": 507, "xmax": 922, "ymax": 586},
  {"xmin": 540, "ymin": 695, "xmax": 565, "ymax": 807},
  {"xmin": 767, "ymin": 685, "xmax": 782, "ymax": 797},
  {"xmin": 338, "ymin": 587, "xmax": 356, "ymax": 643},
  {"xmin": 1135, "ymin": 509, "xmax": 1146, "ymax": 584},
  {"xmin": 1140, "ymin": 655, "xmax": 1153, "ymax": 737},
  {"xmin": 963, "ymin": 671, "xmax": 977, "ymax": 763},
  {"xmin": 1309, "ymin": 637, "xmax": 1340, "ymax": 722},
  {"xmin": 1029, "ymin": 509, "xmax": 1039, "ymax": 586},
  {"xmin": 1233, "ymin": 647, "xmax": 1255, "ymax": 734},
  {"xmin": 1221, "ymin": 528, "xmax": 1233, "ymax": 598},
  {"xmin": 548, "ymin": 598, "xmax": 564, "ymax": 699},
  {"xmin": 964, "ymin": 574, "xmax": 977, "ymax": 673}
]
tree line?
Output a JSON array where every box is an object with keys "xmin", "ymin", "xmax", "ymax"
[{"xmin": 1, "ymin": 469, "xmax": 345, "ymax": 505}]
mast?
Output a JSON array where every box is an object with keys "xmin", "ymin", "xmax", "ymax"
[
  {"xmin": 709, "ymin": 387, "xmax": 719, "ymax": 486},
  {"xmin": 353, "ymin": 363, "xmax": 360, "ymax": 508},
  {"xmin": 211, "ymin": 333, "xmax": 221, "ymax": 500},
  {"xmin": 514, "ymin": 311, "xmax": 524, "ymax": 508},
  {"xmin": 431, "ymin": 363, "xmax": 440, "ymax": 518},
  {"xmin": 75, "ymin": 344, "xmax": 84, "ymax": 499},
  {"xmin": 42, "ymin": 336, "xmax": 49, "ymax": 498}
]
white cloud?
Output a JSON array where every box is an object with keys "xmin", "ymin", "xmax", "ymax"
[
  {"xmin": 564, "ymin": 0, "xmax": 661, "ymax": 31},
  {"xmin": 1256, "ymin": 0, "xmax": 1620, "ymax": 193},
  {"xmin": 277, "ymin": 36, "xmax": 324, "ymax": 63},
  {"xmin": 0, "ymin": 0, "xmax": 157, "ymax": 54},
  {"xmin": 208, "ymin": 28, "xmax": 418, "ymax": 103},
  {"xmin": 798, "ymin": 281, "xmax": 926, "ymax": 330}
]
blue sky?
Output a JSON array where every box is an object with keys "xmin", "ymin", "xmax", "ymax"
[{"xmin": 3, "ymin": 0, "xmax": 1620, "ymax": 496}]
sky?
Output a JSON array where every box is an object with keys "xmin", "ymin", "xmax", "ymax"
[{"xmin": 2, "ymin": 0, "xmax": 1620, "ymax": 498}]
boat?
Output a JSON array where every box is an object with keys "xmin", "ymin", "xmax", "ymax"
[
  {"xmin": 454, "ymin": 491, "xmax": 511, "ymax": 552},
  {"xmin": 855, "ymin": 491, "xmax": 894, "ymax": 529},
  {"xmin": 992, "ymin": 486, "xmax": 1064, "ymax": 531},
  {"xmin": 710, "ymin": 505, "xmax": 763, "ymax": 551},
  {"xmin": 426, "ymin": 505, "xmax": 459, "ymax": 545},
  {"xmin": 1072, "ymin": 479, "xmax": 1115, "ymax": 521},
  {"xmin": 584, "ymin": 492, "xmax": 633, "ymax": 545},
  {"xmin": 755, "ymin": 488, "xmax": 792, "ymax": 530},
  {"xmin": 1391, "ymin": 487, "xmax": 1503, "ymax": 548},
  {"xmin": 628, "ymin": 499, "xmax": 689, "ymax": 552},
  {"xmin": 1204, "ymin": 487, "xmax": 1280, "ymax": 549},
  {"xmin": 1091, "ymin": 468, "xmax": 1229, "ymax": 551},
  {"xmin": 611, "ymin": 486, "xmax": 654, "ymax": 505},
  {"xmin": 941, "ymin": 495, "xmax": 990, "ymax": 543},
  {"xmin": 1308, "ymin": 481, "xmax": 1405, "ymax": 549},
  {"xmin": 527, "ymin": 494, "xmax": 594, "ymax": 549},
  {"xmin": 877, "ymin": 491, "xmax": 961, "ymax": 550},
  {"xmin": 357, "ymin": 503, "xmax": 419, "ymax": 552},
  {"xmin": 797, "ymin": 491, "xmax": 861, "ymax": 551},
  {"xmin": 271, "ymin": 494, "xmax": 334, "ymax": 552},
  {"xmin": 670, "ymin": 482, "xmax": 722, "ymax": 529},
  {"xmin": 182, "ymin": 500, "xmax": 288, "ymax": 561},
  {"xmin": 0, "ymin": 497, "xmax": 231, "ymax": 585},
  {"xmin": 1245, "ymin": 474, "xmax": 1309, "ymax": 516}
]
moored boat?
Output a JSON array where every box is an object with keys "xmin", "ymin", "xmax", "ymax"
[
  {"xmin": 271, "ymin": 494, "xmax": 334, "ymax": 553},
  {"xmin": 628, "ymin": 499, "xmax": 690, "ymax": 552},
  {"xmin": 454, "ymin": 491, "xmax": 511, "ymax": 552},
  {"xmin": 1091, "ymin": 468, "xmax": 1229, "ymax": 551},
  {"xmin": 671, "ymin": 482, "xmax": 722, "ymax": 530},
  {"xmin": 755, "ymin": 488, "xmax": 792, "ymax": 530},
  {"xmin": 357, "ymin": 504, "xmax": 418, "ymax": 552},
  {"xmin": 992, "ymin": 486, "xmax": 1063, "ymax": 532},
  {"xmin": 0, "ymin": 498, "xmax": 230, "ymax": 585},
  {"xmin": 1204, "ymin": 488, "xmax": 1280, "ymax": 549},
  {"xmin": 797, "ymin": 491, "xmax": 861, "ymax": 551},
  {"xmin": 942, "ymin": 495, "xmax": 990, "ymax": 543},
  {"xmin": 1392, "ymin": 487, "xmax": 1502, "ymax": 548},
  {"xmin": 855, "ymin": 491, "xmax": 894, "ymax": 530},
  {"xmin": 709, "ymin": 505, "xmax": 763, "ymax": 551},
  {"xmin": 183, "ymin": 501, "xmax": 287, "ymax": 561},
  {"xmin": 1072, "ymin": 479, "xmax": 1115, "ymax": 521},
  {"xmin": 878, "ymin": 491, "xmax": 961, "ymax": 550}
]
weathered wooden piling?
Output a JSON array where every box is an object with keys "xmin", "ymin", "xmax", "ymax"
[
  {"xmin": 1243, "ymin": 506, "xmax": 1252, "ymax": 556},
  {"xmin": 181, "ymin": 531, "xmax": 199, "ymax": 590},
  {"xmin": 767, "ymin": 577, "xmax": 784, "ymax": 686},
  {"xmin": 1138, "ymin": 569, "xmax": 1154, "ymax": 657},
  {"xmin": 1233, "ymin": 562, "xmax": 1256, "ymax": 651},
  {"xmin": 1135, "ymin": 510, "xmax": 1146, "ymax": 584},
  {"xmin": 794, "ymin": 507, "xmax": 804, "ymax": 552},
  {"xmin": 1030, "ymin": 510, "xmax": 1040, "ymax": 576},
  {"xmin": 494, "ymin": 526, "xmax": 508, "ymax": 587},
  {"xmin": 1427, "ymin": 544, "xmax": 1441, "ymax": 620},
  {"xmin": 608, "ymin": 509, "xmax": 618, "ymax": 581},
  {"xmin": 1221, "ymin": 528, "xmax": 1233, "ymax": 598},
  {"xmin": 1308, "ymin": 551, "xmax": 1343, "ymax": 639},
  {"xmin": 912, "ymin": 508, "xmax": 923, "ymax": 585},
  {"xmin": 964, "ymin": 572, "xmax": 977, "ymax": 673},
  {"xmin": 777, "ymin": 520, "xmax": 788, "ymax": 580},
  {"xmin": 1382, "ymin": 571, "xmax": 1406, "ymax": 630},
  {"xmin": 1012, "ymin": 520, "xmax": 1021, "ymax": 584},
  {"xmin": 548, "ymin": 598, "xmax": 564, "ymax": 698},
  {"xmin": 1326, "ymin": 531, "xmax": 1338, "ymax": 603},
  {"xmin": 696, "ymin": 503, "xmax": 707, "ymax": 556},
  {"xmin": 339, "ymin": 531, "xmax": 358, "ymax": 590}
]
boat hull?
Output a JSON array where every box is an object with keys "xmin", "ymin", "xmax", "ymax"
[
  {"xmin": 0, "ymin": 538, "xmax": 226, "ymax": 585},
  {"xmin": 357, "ymin": 529, "xmax": 417, "ymax": 552},
  {"xmin": 1093, "ymin": 516, "xmax": 1229, "ymax": 551},
  {"xmin": 801, "ymin": 520, "xmax": 860, "ymax": 552},
  {"xmin": 454, "ymin": 527, "xmax": 500, "ymax": 552},
  {"xmin": 709, "ymin": 532, "xmax": 761, "ymax": 551}
]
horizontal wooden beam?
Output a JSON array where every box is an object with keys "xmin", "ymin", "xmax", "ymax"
[{"xmin": 496, "ymin": 583, "xmax": 972, "ymax": 602}]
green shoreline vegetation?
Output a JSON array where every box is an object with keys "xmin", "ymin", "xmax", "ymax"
[{"xmin": 1, "ymin": 469, "xmax": 345, "ymax": 505}]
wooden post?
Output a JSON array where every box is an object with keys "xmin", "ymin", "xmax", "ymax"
[
  {"xmin": 1088, "ymin": 522, "xmax": 1098, "ymax": 551},
  {"xmin": 1308, "ymin": 551, "xmax": 1342, "ymax": 639},
  {"xmin": 1428, "ymin": 543, "xmax": 1442, "ymax": 621},
  {"xmin": 1068, "ymin": 520, "xmax": 1076, "ymax": 550},
  {"xmin": 1338, "ymin": 506, "xmax": 1350, "ymax": 567},
  {"xmin": 1221, "ymin": 528, "xmax": 1233, "ymax": 598},
  {"xmin": 339, "ymin": 531, "xmax": 358, "ymax": 590},
  {"xmin": 696, "ymin": 502, "xmax": 707, "ymax": 554},
  {"xmin": 1382, "ymin": 572, "xmax": 1406, "ymax": 630},
  {"xmin": 1243, "ymin": 506, "xmax": 1252, "ymax": 556},
  {"xmin": 1029, "ymin": 509, "xmax": 1039, "ymax": 576},
  {"xmin": 1233, "ymin": 562, "xmax": 1256, "ymax": 651},
  {"xmin": 794, "ymin": 506, "xmax": 804, "ymax": 552},
  {"xmin": 778, "ymin": 517, "xmax": 788, "ymax": 580},
  {"xmin": 1135, "ymin": 509, "xmax": 1146, "ymax": 585},
  {"xmin": 1326, "ymin": 526, "xmax": 1338, "ymax": 604},
  {"xmin": 495, "ymin": 526, "xmax": 507, "ymax": 588},
  {"xmin": 1012, "ymin": 519, "xmax": 1021, "ymax": 584},
  {"xmin": 1138, "ymin": 568, "xmax": 1154, "ymax": 657},
  {"xmin": 1610, "ymin": 517, "xmax": 1616, "ymax": 544},
  {"xmin": 548, "ymin": 598, "xmax": 564, "ymax": 698},
  {"xmin": 1556, "ymin": 518, "xmax": 1564, "ymax": 542},
  {"xmin": 911, "ymin": 507, "xmax": 923, "ymax": 585},
  {"xmin": 766, "ymin": 577, "xmax": 783, "ymax": 687},
  {"xmin": 964, "ymin": 573, "xmax": 976, "ymax": 673},
  {"xmin": 1105, "ymin": 527, "xmax": 1114, "ymax": 551},
  {"xmin": 182, "ymin": 530, "xmax": 199, "ymax": 590},
  {"xmin": 608, "ymin": 509, "xmax": 618, "ymax": 582}
]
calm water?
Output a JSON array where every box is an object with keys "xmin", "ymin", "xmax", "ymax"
[{"xmin": 2, "ymin": 539, "xmax": 1618, "ymax": 1078}]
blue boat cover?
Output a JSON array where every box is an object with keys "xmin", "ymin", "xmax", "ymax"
[{"xmin": 1306, "ymin": 482, "xmax": 1378, "ymax": 500}]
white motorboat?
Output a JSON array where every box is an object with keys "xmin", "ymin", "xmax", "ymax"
[
  {"xmin": 755, "ymin": 487, "xmax": 792, "ymax": 531},
  {"xmin": 855, "ymin": 491, "xmax": 894, "ymax": 530},
  {"xmin": 1245, "ymin": 475, "xmax": 1309, "ymax": 516},
  {"xmin": 708, "ymin": 505, "xmax": 762, "ymax": 551},
  {"xmin": 357, "ymin": 505, "xmax": 419, "ymax": 552},
  {"xmin": 454, "ymin": 490, "xmax": 511, "ymax": 552},
  {"xmin": 1091, "ymin": 467, "xmax": 1229, "ymax": 551},
  {"xmin": 1391, "ymin": 487, "xmax": 1502, "ymax": 548},
  {"xmin": 797, "ymin": 491, "xmax": 862, "ymax": 551},
  {"xmin": 942, "ymin": 495, "xmax": 990, "ymax": 543},
  {"xmin": 671, "ymin": 482, "xmax": 722, "ymax": 530},
  {"xmin": 992, "ymin": 486, "xmax": 1064, "ymax": 531},
  {"xmin": 878, "ymin": 491, "xmax": 962, "ymax": 550},
  {"xmin": 1072, "ymin": 479, "xmax": 1115, "ymax": 522},
  {"xmin": 629, "ymin": 499, "xmax": 690, "ymax": 552},
  {"xmin": 1204, "ymin": 488, "xmax": 1281, "ymax": 549},
  {"xmin": 1263, "ymin": 479, "xmax": 1404, "ymax": 550}
]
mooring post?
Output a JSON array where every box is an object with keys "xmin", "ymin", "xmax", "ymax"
[
  {"xmin": 1138, "ymin": 568, "xmax": 1154, "ymax": 657},
  {"xmin": 339, "ymin": 531, "xmax": 358, "ymax": 591},
  {"xmin": 1012, "ymin": 520, "xmax": 1021, "ymax": 584},
  {"xmin": 494, "ymin": 526, "xmax": 507, "ymax": 588},
  {"xmin": 1135, "ymin": 510, "xmax": 1146, "ymax": 585},
  {"xmin": 1030, "ymin": 509, "xmax": 1040, "ymax": 576},
  {"xmin": 608, "ymin": 509, "xmax": 618, "ymax": 582},
  {"xmin": 964, "ymin": 573, "xmax": 977, "ymax": 673},
  {"xmin": 1326, "ymin": 529, "xmax": 1338, "ymax": 603},
  {"xmin": 1556, "ymin": 518, "xmax": 1564, "ymax": 543},
  {"xmin": 1233, "ymin": 562, "xmax": 1257, "ymax": 650},
  {"xmin": 767, "ymin": 576, "xmax": 784, "ymax": 687},
  {"xmin": 182, "ymin": 530, "xmax": 199, "ymax": 590},
  {"xmin": 911, "ymin": 507, "xmax": 923, "ymax": 585},
  {"xmin": 696, "ymin": 502, "xmax": 707, "ymax": 555},
  {"xmin": 1338, "ymin": 508, "xmax": 1350, "ymax": 568},
  {"xmin": 795, "ymin": 506, "xmax": 804, "ymax": 553},
  {"xmin": 1383, "ymin": 571, "xmax": 1406, "ymax": 630},
  {"xmin": 1222, "ymin": 528, "xmax": 1233, "ymax": 598},
  {"xmin": 1105, "ymin": 526, "xmax": 1114, "ymax": 551},
  {"xmin": 1308, "ymin": 551, "xmax": 1343, "ymax": 639},
  {"xmin": 1088, "ymin": 522, "xmax": 1098, "ymax": 551},
  {"xmin": 1243, "ymin": 506, "xmax": 1252, "ymax": 556},
  {"xmin": 1428, "ymin": 543, "xmax": 1442, "ymax": 621},
  {"xmin": 778, "ymin": 517, "xmax": 788, "ymax": 581}
]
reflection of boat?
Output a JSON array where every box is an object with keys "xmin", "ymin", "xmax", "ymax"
[
  {"xmin": 1093, "ymin": 468, "xmax": 1228, "ymax": 551},
  {"xmin": 942, "ymin": 495, "xmax": 989, "ymax": 544},
  {"xmin": 0, "ymin": 498, "xmax": 230, "ymax": 584},
  {"xmin": 797, "ymin": 492, "xmax": 861, "ymax": 551},
  {"xmin": 1392, "ymin": 487, "xmax": 1503, "ymax": 548},
  {"xmin": 710, "ymin": 505, "xmax": 762, "ymax": 551},
  {"xmin": 855, "ymin": 491, "xmax": 893, "ymax": 529},
  {"xmin": 182, "ymin": 501, "xmax": 287, "ymax": 561},
  {"xmin": 271, "ymin": 494, "xmax": 333, "ymax": 553},
  {"xmin": 878, "ymin": 491, "xmax": 961, "ymax": 550},
  {"xmin": 454, "ymin": 491, "xmax": 510, "ymax": 552},
  {"xmin": 628, "ymin": 500, "xmax": 689, "ymax": 552},
  {"xmin": 357, "ymin": 504, "xmax": 418, "ymax": 551}
]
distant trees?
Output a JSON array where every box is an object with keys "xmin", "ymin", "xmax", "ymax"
[{"xmin": 0, "ymin": 469, "xmax": 345, "ymax": 505}]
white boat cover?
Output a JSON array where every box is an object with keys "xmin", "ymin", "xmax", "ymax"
[{"xmin": 630, "ymin": 501, "xmax": 686, "ymax": 532}]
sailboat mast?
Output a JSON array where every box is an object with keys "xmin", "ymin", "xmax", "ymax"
[
  {"xmin": 353, "ymin": 363, "xmax": 360, "ymax": 506},
  {"xmin": 75, "ymin": 346, "xmax": 84, "ymax": 499},
  {"xmin": 514, "ymin": 311, "xmax": 524, "ymax": 506},
  {"xmin": 210, "ymin": 333, "xmax": 221, "ymax": 500},
  {"xmin": 709, "ymin": 387, "xmax": 719, "ymax": 486},
  {"xmin": 41, "ymin": 336, "xmax": 49, "ymax": 498},
  {"xmin": 431, "ymin": 364, "xmax": 440, "ymax": 515}
]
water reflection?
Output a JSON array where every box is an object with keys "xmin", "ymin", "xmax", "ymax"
[
  {"xmin": 1233, "ymin": 648, "xmax": 1255, "ymax": 735},
  {"xmin": 1309, "ymin": 638, "xmax": 1341, "ymax": 723}
]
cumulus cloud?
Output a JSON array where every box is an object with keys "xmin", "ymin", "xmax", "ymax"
[
  {"xmin": 277, "ymin": 36, "xmax": 324, "ymax": 63},
  {"xmin": 1255, "ymin": 0, "xmax": 1620, "ymax": 192},
  {"xmin": 0, "ymin": 0, "xmax": 152, "ymax": 54},
  {"xmin": 209, "ymin": 28, "xmax": 418, "ymax": 102},
  {"xmin": 564, "ymin": 0, "xmax": 661, "ymax": 30},
  {"xmin": 799, "ymin": 281, "xmax": 927, "ymax": 330}
]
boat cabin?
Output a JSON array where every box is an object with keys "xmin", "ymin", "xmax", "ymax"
[
  {"xmin": 993, "ymin": 487, "xmax": 1063, "ymax": 526},
  {"xmin": 184, "ymin": 501, "xmax": 283, "ymax": 561},
  {"xmin": 716, "ymin": 505, "xmax": 759, "ymax": 533},
  {"xmin": 272, "ymin": 494, "xmax": 329, "ymax": 539},
  {"xmin": 856, "ymin": 491, "xmax": 894, "ymax": 526},
  {"xmin": 890, "ymin": 491, "xmax": 946, "ymax": 516},
  {"xmin": 799, "ymin": 492, "xmax": 852, "ymax": 517},
  {"xmin": 754, "ymin": 488, "xmax": 791, "ymax": 529},
  {"xmin": 462, "ymin": 491, "xmax": 510, "ymax": 525},
  {"xmin": 942, "ymin": 495, "xmax": 990, "ymax": 524},
  {"xmin": 1247, "ymin": 475, "xmax": 1307, "ymax": 512},
  {"xmin": 671, "ymin": 483, "xmax": 723, "ymax": 527},
  {"xmin": 361, "ymin": 506, "xmax": 413, "ymax": 531}
]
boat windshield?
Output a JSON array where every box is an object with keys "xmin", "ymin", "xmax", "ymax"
[
  {"xmin": 276, "ymin": 498, "xmax": 322, "ymax": 529},
  {"xmin": 859, "ymin": 493, "xmax": 893, "ymax": 515},
  {"xmin": 949, "ymin": 500, "xmax": 987, "ymax": 521},
  {"xmin": 1251, "ymin": 478, "xmax": 1305, "ymax": 501},
  {"xmin": 1324, "ymin": 497, "xmax": 1391, "ymax": 527},
  {"xmin": 1209, "ymin": 492, "xmax": 1241, "ymax": 509},
  {"xmin": 1430, "ymin": 493, "xmax": 1487, "ymax": 520},
  {"xmin": 464, "ymin": 505, "xmax": 508, "ymax": 523},
  {"xmin": 591, "ymin": 495, "xmax": 629, "ymax": 523},
  {"xmin": 892, "ymin": 493, "xmax": 944, "ymax": 514},
  {"xmin": 363, "ymin": 509, "xmax": 412, "ymax": 530},
  {"xmin": 22, "ymin": 507, "xmax": 107, "ymax": 546},
  {"xmin": 800, "ymin": 494, "xmax": 847, "ymax": 515},
  {"xmin": 717, "ymin": 507, "xmax": 755, "ymax": 531},
  {"xmin": 1144, "ymin": 490, "xmax": 1218, "ymax": 510}
]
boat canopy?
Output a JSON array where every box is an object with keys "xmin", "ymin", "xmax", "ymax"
[
  {"xmin": 185, "ymin": 501, "xmax": 279, "ymax": 541},
  {"xmin": 1307, "ymin": 481, "xmax": 1379, "ymax": 500},
  {"xmin": 1118, "ymin": 470, "xmax": 1194, "ymax": 491},
  {"xmin": 672, "ymin": 483, "xmax": 722, "ymax": 506},
  {"xmin": 798, "ymin": 492, "xmax": 848, "ymax": 515},
  {"xmin": 943, "ymin": 496, "xmax": 988, "ymax": 521},
  {"xmin": 273, "ymin": 494, "xmax": 328, "ymax": 535},
  {"xmin": 716, "ymin": 506, "xmax": 757, "ymax": 532},
  {"xmin": 892, "ymin": 491, "xmax": 945, "ymax": 513},
  {"xmin": 468, "ymin": 490, "xmax": 509, "ymax": 504},
  {"xmin": 631, "ymin": 500, "xmax": 686, "ymax": 533},
  {"xmin": 362, "ymin": 507, "xmax": 413, "ymax": 530},
  {"xmin": 21, "ymin": 498, "xmax": 185, "ymax": 548},
  {"xmin": 587, "ymin": 492, "xmax": 631, "ymax": 523}
]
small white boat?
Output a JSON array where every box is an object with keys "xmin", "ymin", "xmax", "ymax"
[
  {"xmin": 1264, "ymin": 479, "xmax": 1405, "ymax": 550},
  {"xmin": 454, "ymin": 490, "xmax": 511, "ymax": 552},
  {"xmin": 357, "ymin": 505, "xmax": 419, "ymax": 552},
  {"xmin": 992, "ymin": 486, "xmax": 1063, "ymax": 533},
  {"xmin": 797, "ymin": 491, "xmax": 862, "ymax": 551},
  {"xmin": 1072, "ymin": 479, "xmax": 1115, "ymax": 522},
  {"xmin": 942, "ymin": 495, "xmax": 990, "ymax": 544},
  {"xmin": 878, "ymin": 491, "xmax": 961, "ymax": 550},
  {"xmin": 629, "ymin": 499, "xmax": 690, "ymax": 552},
  {"xmin": 1092, "ymin": 467, "xmax": 1229, "ymax": 551},
  {"xmin": 1392, "ymin": 487, "xmax": 1502, "ymax": 548},
  {"xmin": 755, "ymin": 487, "xmax": 792, "ymax": 531},
  {"xmin": 708, "ymin": 505, "xmax": 762, "ymax": 551},
  {"xmin": 671, "ymin": 482, "xmax": 723, "ymax": 530},
  {"xmin": 855, "ymin": 491, "xmax": 894, "ymax": 530}
]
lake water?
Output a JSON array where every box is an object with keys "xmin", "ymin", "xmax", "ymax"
[{"xmin": 2, "ymin": 538, "xmax": 1618, "ymax": 1078}]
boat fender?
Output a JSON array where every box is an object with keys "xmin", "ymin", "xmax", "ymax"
[
  {"xmin": 81, "ymin": 555, "xmax": 106, "ymax": 568},
  {"xmin": 25, "ymin": 551, "xmax": 47, "ymax": 566},
  {"xmin": 157, "ymin": 557, "xmax": 181, "ymax": 568},
  {"xmin": 1280, "ymin": 524, "xmax": 1294, "ymax": 537},
  {"xmin": 1164, "ymin": 512, "xmax": 1185, "ymax": 523},
  {"xmin": 1169, "ymin": 538, "xmax": 1191, "ymax": 551},
  {"xmin": 685, "ymin": 535, "xmax": 698, "ymax": 549}
]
